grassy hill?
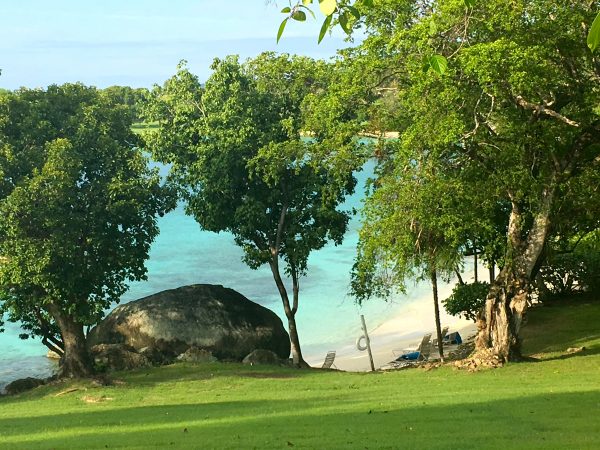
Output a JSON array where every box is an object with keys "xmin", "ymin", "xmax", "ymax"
[{"xmin": 0, "ymin": 300, "xmax": 598, "ymax": 449}]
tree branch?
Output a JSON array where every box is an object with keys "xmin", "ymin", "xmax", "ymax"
[
  {"xmin": 274, "ymin": 202, "xmax": 288, "ymax": 256},
  {"xmin": 290, "ymin": 262, "xmax": 299, "ymax": 315},
  {"xmin": 514, "ymin": 96, "xmax": 580, "ymax": 127}
]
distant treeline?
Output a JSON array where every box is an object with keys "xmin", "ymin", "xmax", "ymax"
[{"xmin": 101, "ymin": 86, "xmax": 149, "ymax": 123}]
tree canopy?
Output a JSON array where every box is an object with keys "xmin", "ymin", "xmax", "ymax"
[
  {"xmin": 0, "ymin": 84, "xmax": 173, "ymax": 377},
  {"xmin": 343, "ymin": 0, "xmax": 600, "ymax": 362},
  {"xmin": 144, "ymin": 53, "xmax": 364, "ymax": 366},
  {"xmin": 277, "ymin": 1, "xmax": 600, "ymax": 51}
]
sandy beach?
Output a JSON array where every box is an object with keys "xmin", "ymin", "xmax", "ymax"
[
  {"xmin": 305, "ymin": 292, "xmax": 478, "ymax": 372},
  {"xmin": 304, "ymin": 258, "xmax": 488, "ymax": 372}
]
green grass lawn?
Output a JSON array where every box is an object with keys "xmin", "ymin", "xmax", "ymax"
[{"xmin": 1, "ymin": 301, "xmax": 599, "ymax": 449}]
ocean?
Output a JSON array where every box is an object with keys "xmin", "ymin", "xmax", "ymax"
[{"xmin": 0, "ymin": 159, "xmax": 440, "ymax": 391}]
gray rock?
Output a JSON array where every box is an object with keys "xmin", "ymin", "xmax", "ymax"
[
  {"xmin": 46, "ymin": 350, "xmax": 61, "ymax": 360},
  {"xmin": 176, "ymin": 346, "xmax": 218, "ymax": 363},
  {"xmin": 90, "ymin": 344, "xmax": 151, "ymax": 371},
  {"xmin": 139, "ymin": 346, "xmax": 173, "ymax": 365},
  {"xmin": 88, "ymin": 284, "xmax": 290, "ymax": 361},
  {"xmin": 5, "ymin": 377, "xmax": 45, "ymax": 395},
  {"xmin": 242, "ymin": 349, "xmax": 281, "ymax": 366}
]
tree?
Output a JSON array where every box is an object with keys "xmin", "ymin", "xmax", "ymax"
[
  {"xmin": 347, "ymin": 0, "xmax": 600, "ymax": 363},
  {"xmin": 351, "ymin": 143, "xmax": 463, "ymax": 361},
  {"xmin": 144, "ymin": 54, "xmax": 362, "ymax": 367},
  {"xmin": 277, "ymin": 2, "xmax": 599, "ymax": 72},
  {"xmin": 0, "ymin": 84, "xmax": 172, "ymax": 377},
  {"xmin": 442, "ymin": 281, "xmax": 490, "ymax": 322},
  {"xmin": 101, "ymin": 86, "xmax": 149, "ymax": 123}
]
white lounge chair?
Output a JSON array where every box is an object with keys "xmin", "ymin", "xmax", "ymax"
[
  {"xmin": 432, "ymin": 326, "xmax": 449, "ymax": 346},
  {"xmin": 389, "ymin": 333, "xmax": 432, "ymax": 368}
]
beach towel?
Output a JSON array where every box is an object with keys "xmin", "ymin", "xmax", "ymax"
[{"xmin": 397, "ymin": 351, "xmax": 421, "ymax": 361}]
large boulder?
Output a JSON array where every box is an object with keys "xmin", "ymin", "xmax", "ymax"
[{"xmin": 88, "ymin": 284, "xmax": 290, "ymax": 361}]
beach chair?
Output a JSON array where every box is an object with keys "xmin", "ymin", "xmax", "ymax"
[
  {"xmin": 388, "ymin": 333, "xmax": 432, "ymax": 368},
  {"xmin": 432, "ymin": 326, "xmax": 449, "ymax": 346},
  {"xmin": 321, "ymin": 350, "xmax": 337, "ymax": 369},
  {"xmin": 443, "ymin": 331, "xmax": 463, "ymax": 345}
]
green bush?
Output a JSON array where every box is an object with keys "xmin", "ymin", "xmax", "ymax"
[
  {"xmin": 538, "ymin": 250, "xmax": 600, "ymax": 300},
  {"xmin": 442, "ymin": 281, "xmax": 490, "ymax": 322}
]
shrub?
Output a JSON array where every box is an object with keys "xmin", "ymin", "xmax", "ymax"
[
  {"xmin": 538, "ymin": 249, "xmax": 600, "ymax": 300},
  {"xmin": 442, "ymin": 282, "xmax": 490, "ymax": 322}
]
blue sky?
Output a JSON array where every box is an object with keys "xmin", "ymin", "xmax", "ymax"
[{"xmin": 0, "ymin": 0, "xmax": 351, "ymax": 89}]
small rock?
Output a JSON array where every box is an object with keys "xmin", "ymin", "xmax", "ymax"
[
  {"xmin": 242, "ymin": 349, "xmax": 281, "ymax": 366},
  {"xmin": 176, "ymin": 347, "xmax": 217, "ymax": 363},
  {"xmin": 46, "ymin": 350, "xmax": 61, "ymax": 360},
  {"xmin": 5, "ymin": 377, "xmax": 45, "ymax": 395},
  {"xmin": 140, "ymin": 346, "xmax": 173, "ymax": 366},
  {"xmin": 90, "ymin": 344, "xmax": 150, "ymax": 371}
]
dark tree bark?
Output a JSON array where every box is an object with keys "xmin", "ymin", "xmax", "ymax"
[
  {"xmin": 473, "ymin": 249, "xmax": 478, "ymax": 283},
  {"xmin": 42, "ymin": 336, "xmax": 64, "ymax": 357},
  {"xmin": 455, "ymin": 268, "xmax": 465, "ymax": 286},
  {"xmin": 34, "ymin": 308, "xmax": 65, "ymax": 356},
  {"xmin": 489, "ymin": 264, "xmax": 496, "ymax": 284},
  {"xmin": 431, "ymin": 268, "xmax": 444, "ymax": 362},
  {"xmin": 47, "ymin": 304, "xmax": 94, "ymax": 378}
]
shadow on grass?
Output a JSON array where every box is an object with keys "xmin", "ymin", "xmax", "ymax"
[
  {"xmin": 1, "ymin": 390, "xmax": 599, "ymax": 449},
  {"xmin": 521, "ymin": 302, "xmax": 600, "ymax": 358}
]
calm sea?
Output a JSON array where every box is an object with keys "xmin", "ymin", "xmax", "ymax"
[{"xmin": 0, "ymin": 160, "xmax": 436, "ymax": 391}]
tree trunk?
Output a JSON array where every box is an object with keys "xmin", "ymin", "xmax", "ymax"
[
  {"xmin": 47, "ymin": 304, "xmax": 94, "ymax": 378},
  {"xmin": 489, "ymin": 263, "xmax": 496, "ymax": 284},
  {"xmin": 454, "ymin": 268, "xmax": 465, "ymax": 286},
  {"xmin": 431, "ymin": 269, "xmax": 444, "ymax": 362},
  {"xmin": 475, "ymin": 266, "xmax": 530, "ymax": 361},
  {"xmin": 475, "ymin": 187, "xmax": 554, "ymax": 363},
  {"xmin": 473, "ymin": 250, "xmax": 478, "ymax": 283},
  {"xmin": 42, "ymin": 336, "xmax": 64, "ymax": 358},
  {"xmin": 286, "ymin": 314, "xmax": 307, "ymax": 367},
  {"xmin": 269, "ymin": 259, "xmax": 308, "ymax": 368}
]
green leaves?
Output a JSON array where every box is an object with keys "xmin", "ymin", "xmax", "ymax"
[
  {"xmin": 318, "ymin": 14, "xmax": 333, "ymax": 43},
  {"xmin": 278, "ymin": 0, "xmax": 370, "ymax": 43},
  {"xmin": 443, "ymin": 282, "xmax": 489, "ymax": 322},
  {"xmin": 293, "ymin": 10, "xmax": 307, "ymax": 21},
  {"xmin": 144, "ymin": 54, "xmax": 360, "ymax": 350},
  {"xmin": 0, "ymin": 84, "xmax": 173, "ymax": 341},
  {"xmin": 588, "ymin": 12, "xmax": 600, "ymax": 53},
  {"xmin": 339, "ymin": 12, "xmax": 350, "ymax": 34},
  {"xmin": 278, "ymin": 2, "xmax": 316, "ymax": 43},
  {"xmin": 427, "ymin": 55, "xmax": 448, "ymax": 75},
  {"xmin": 463, "ymin": 0, "xmax": 476, "ymax": 8},
  {"xmin": 277, "ymin": 18, "xmax": 288, "ymax": 43},
  {"xmin": 429, "ymin": 19, "xmax": 438, "ymax": 37}
]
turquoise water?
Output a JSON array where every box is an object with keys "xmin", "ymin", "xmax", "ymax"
[{"xmin": 0, "ymin": 160, "xmax": 434, "ymax": 391}]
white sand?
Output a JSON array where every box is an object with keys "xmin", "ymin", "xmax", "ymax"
[
  {"xmin": 306, "ymin": 304, "xmax": 477, "ymax": 371},
  {"xmin": 304, "ymin": 266, "xmax": 484, "ymax": 372}
]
